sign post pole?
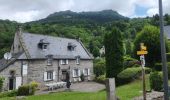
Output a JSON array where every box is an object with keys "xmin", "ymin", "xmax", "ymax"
[{"xmin": 137, "ymin": 43, "xmax": 147, "ymax": 100}]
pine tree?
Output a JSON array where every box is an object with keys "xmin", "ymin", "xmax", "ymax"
[{"xmin": 104, "ymin": 27, "xmax": 123, "ymax": 78}]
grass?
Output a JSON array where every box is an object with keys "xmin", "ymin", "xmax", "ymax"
[
  {"xmin": 1, "ymin": 75, "xmax": 150, "ymax": 100},
  {"xmin": 116, "ymin": 75, "xmax": 150, "ymax": 100}
]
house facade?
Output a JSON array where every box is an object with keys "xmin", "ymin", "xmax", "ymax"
[{"xmin": 0, "ymin": 29, "xmax": 94, "ymax": 91}]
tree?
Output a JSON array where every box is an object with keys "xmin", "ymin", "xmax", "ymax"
[
  {"xmin": 104, "ymin": 27, "xmax": 123, "ymax": 78},
  {"xmin": 134, "ymin": 25, "xmax": 169, "ymax": 68}
]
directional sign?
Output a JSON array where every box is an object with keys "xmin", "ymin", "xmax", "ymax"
[
  {"xmin": 141, "ymin": 46, "xmax": 147, "ymax": 51},
  {"xmin": 137, "ymin": 51, "xmax": 148, "ymax": 55}
]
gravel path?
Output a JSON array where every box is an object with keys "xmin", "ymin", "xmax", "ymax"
[
  {"xmin": 133, "ymin": 91, "xmax": 164, "ymax": 100},
  {"xmin": 35, "ymin": 82, "xmax": 105, "ymax": 95},
  {"xmin": 70, "ymin": 82, "xmax": 105, "ymax": 92}
]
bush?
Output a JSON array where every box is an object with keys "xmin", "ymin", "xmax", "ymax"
[
  {"xmin": 30, "ymin": 81, "xmax": 39, "ymax": 89},
  {"xmin": 123, "ymin": 56, "xmax": 139, "ymax": 68},
  {"xmin": 17, "ymin": 83, "xmax": 36, "ymax": 96},
  {"xmin": 0, "ymin": 77, "xmax": 4, "ymax": 92},
  {"xmin": 117, "ymin": 67, "xmax": 151, "ymax": 84},
  {"xmin": 94, "ymin": 59, "xmax": 105, "ymax": 77},
  {"xmin": 95, "ymin": 75, "xmax": 106, "ymax": 84},
  {"xmin": 0, "ymin": 90, "xmax": 17, "ymax": 98},
  {"xmin": 150, "ymin": 71, "xmax": 163, "ymax": 91},
  {"xmin": 155, "ymin": 62, "xmax": 170, "ymax": 79},
  {"xmin": 80, "ymin": 74, "xmax": 85, "ymax": 81},
  {"xmin": 167, "ymin": 53, "xmax": 170, "ymax": 62}
]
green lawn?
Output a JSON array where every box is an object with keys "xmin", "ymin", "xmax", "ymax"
[{"xmin": 1, "ymin": 75, "xmax": 150, "ymax": 100}]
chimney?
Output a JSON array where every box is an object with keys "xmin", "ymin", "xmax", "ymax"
[
  {"xmin": 17, "ymin": 25, "xmax": 22, "ymax": 34},
  {"xmin": 76, "ymin": 36, "xmax": 81, "ymax": 42}
]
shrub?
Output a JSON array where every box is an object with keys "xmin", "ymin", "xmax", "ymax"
[
  {"xmin": 94, "ymin": 59, "xmax": 105, "ymax": 77},
  {"xmin": 0, "ymin": 90, "xmax": 17, "ymax": 98},
  {"xmin": 155, "ymin": 62, "xmax": 170, "ymax": 79},
  {"xmin": 123, "ymin": 56, "xmax": 139, "ymax": 68},
  {"xmin": 80, "ymin": 74, "xmax": 85, "ymax": 82},
  {"xmin": 117, "ymin": 67, "xmax": 151, "ymax": 84},
  {"xmin": 0, "ymin": 77, "xmax": 4, "ymax": 92},
  {"xmin": 17, "ymin": 83, "xmax": 36, "ymax": 96},
  {"xmin": 150, "ymin": 71, "xmax": 163, "ymax": 91},
  {"xmin": 95, "ymin": 75, "xmax": 106, "ymax": 84},
  {"xmin": 30, "ymin": 81, "xmax": 39, "ymax": 89}
]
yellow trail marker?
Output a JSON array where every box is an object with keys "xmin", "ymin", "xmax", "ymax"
[{"xmin": 137, "ymin": 51, "xmax": 148, "ymax": 55}]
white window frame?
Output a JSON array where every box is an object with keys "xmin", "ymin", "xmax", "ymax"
[
  {"xmin": 22, "ymin": 64, "xmax": 28, "ymax": 76},
  {"xmin": 73, "ymin": 69, "xmax": 79, "ymax": 77},
  {"xmin": 43, "ymin": 44, "xmax": 48, "ymax": 50},
  {"xmin": 60, "ymin": 59, "xmax": 68, "ymax": 65},
  {"xmin": 83, "ymin": 68, "xmax": 88, "ymax": 76},
  {"xmin": 76, "ymin": 57, "xmax": 80, "ymax": 65},
  {"xmin": 47, "ymin": 58, "xmax": 53, "ymax": 66}
]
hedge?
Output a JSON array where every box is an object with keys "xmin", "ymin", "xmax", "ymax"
[
  {"xmin": 155, "ymin": 62, "xmax": 170, "ymax": 79},
  {"xmin": 117, "ymin": 67, "xmax": 151, "ymax": 84},
  {"xmin": 150, "ymin": 71, "xmax": 163, "ymax": 91},
  {"xmin": 95, "ymin": 75, "xmax": 106, "ymax": 84}
]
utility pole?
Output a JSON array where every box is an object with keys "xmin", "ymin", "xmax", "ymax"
[{"xmin": 159, "ymin": 0, "xmax": 169, "ymax": 99}]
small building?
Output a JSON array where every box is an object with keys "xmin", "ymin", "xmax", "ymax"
[{"xmin": 0, "ymin": 29, "xmax": 93, "ymax": 91}]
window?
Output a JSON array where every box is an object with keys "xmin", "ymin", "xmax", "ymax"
[
  {"xmin": 47, "ymin": 71, "xmax": 53, "ymax": 80},
  {"xmin": 84, "ymin": 69, "xmax": 88, "ymax": 76},
  {"xmin": 76, "ymin": 57, "xmax": 80, "ymax": 64},
  {"xmin": 73, "ymin": 69, "xmax": 79, "ymax": 77},
  {"xmin": 22, "ymin": 64, "xmax": 28, "ymax": 75},
  {"xmin": 43, "ymin": 44, "xmax": 48, "ymax": 50},
  {"xmin": 83, "ymin": 68, "xmax": 90, "ymax": 76},
  {"xmin": 60, "ymin": 59, "xmax": 68, "ymax": 65},
  {"xmin": 67, "ymin": 43, "xmax": 76, "ymax": 51},
  {"xmin": 47, "ymin": 55, "xmax": 53, "ymax": 66},
  {"xmin": 44, "ymin": 71, "xmax": 56, "ymax": 81}
]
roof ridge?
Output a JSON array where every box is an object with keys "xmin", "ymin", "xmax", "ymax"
[{"xmin": 23, "ymin": 32, "xmax": 77, "ymax": 41}]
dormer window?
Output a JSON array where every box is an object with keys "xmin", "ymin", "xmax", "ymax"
[
  {"xmin": 68, "ymin": 43, "xmax": 76, "ymax": 51},
  {"xmin": 43, "ymin": 44, "xmax": 48, "ymax": 50},
  {"xmin": 38, "ymin": 39, "xmax": 49, "ymax": 50}
]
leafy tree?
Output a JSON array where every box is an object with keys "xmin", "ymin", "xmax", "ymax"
[
  {"xmin": 104, "ymin": 27, "xmax": 123, "ymax": 78},
  {"xmin": 134, "ymin": 25, "xmax": 169, "ymax": 68}
]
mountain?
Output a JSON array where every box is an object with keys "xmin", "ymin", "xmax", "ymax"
[{"xmin": 33, "ymin": 10, "xmax": 128, "ymax": 24}]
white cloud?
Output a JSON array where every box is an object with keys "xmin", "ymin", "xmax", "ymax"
[
  {"xmin": 0, "ymin": 0, "xmax": 169, "ymax": 22},
  {"xmin": 147, "ymin": 8, "xmax": 159, "ymax": 17}
]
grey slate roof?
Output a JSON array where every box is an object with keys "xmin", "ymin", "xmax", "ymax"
[
  {"xmin": 164, "ymin": 25, "xmax": 170, "ymax": 39},
  {"xmin": 18, "ymin": 33, "xmax": 93, "ymax": 60}
]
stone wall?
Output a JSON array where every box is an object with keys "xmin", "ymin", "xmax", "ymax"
[{"xmin": 0, "ymin": 59, "xmax": 93, "ymax": 90}]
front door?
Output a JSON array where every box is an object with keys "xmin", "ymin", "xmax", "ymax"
[
  {"xmin": 9, "ymin": 78, "xmax": 15, "ymax": 90},
  {"xmin": 62, "ymin": 70, "xmax": 67, "ymax": 81}
]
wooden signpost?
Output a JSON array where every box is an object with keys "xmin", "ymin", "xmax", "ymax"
[{"xmin": 137, "ymin": 43, "xmax": 148, "ymax": 100}]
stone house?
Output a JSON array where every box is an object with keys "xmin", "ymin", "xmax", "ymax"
[{"xmin": 0, "ymin": 29, "xmax": 93, "ymax": 91}]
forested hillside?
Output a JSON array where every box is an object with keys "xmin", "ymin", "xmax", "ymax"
[{"xmin": 0, "ymin": 10, "xmax": 170, "ymax": 58}]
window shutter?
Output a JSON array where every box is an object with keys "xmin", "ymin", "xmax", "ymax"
[
  {"xmin": 23, "ymin": 64, "xmax": 28, "ymax": 75},
  {"xmin": 83, "ymin": 69, "xmax": 85, "ymax": 75},
  {"xmin": 88, "ymin": 69, "xmax": 90, "ymax": 75},
  {"xmin": 15, "ymin": 77, "xmax": 22, "ymax": 89},
  {"xmin": 44, "ymin": 72, "xmax": 47, "ymax": 81},
  {"xmin": 72, "ymin": 70, "xmax": 75, "ymax": 77},
  {"xmin": 53, "ymin": 71, "xmax": 56, "ymax": 80},
  {"xmin": 78, "ymin": 69, "xmax": 81, "ymax": 76},
  {"xmin": 66, "ymin": 60, "xmax": 68, "ymax": 64}
]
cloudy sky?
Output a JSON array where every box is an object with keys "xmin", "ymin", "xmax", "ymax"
[{"xmin": 0, "ymin": 0, "xmax": 169, "ymax": 23}]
